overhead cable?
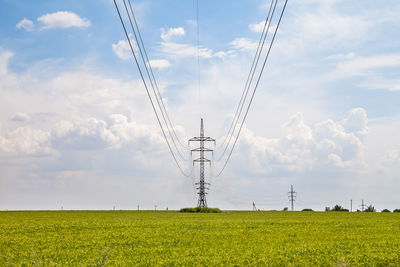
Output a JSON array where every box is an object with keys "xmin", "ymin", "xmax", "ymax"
[
  {"xmin": 212, "ymin": 0, "xmax": 288, "ymax": 177},
  {"xmin": 113, "ymin": 0, "xmax": 192, "ymax": 176},
  {"xmin": 127, "ymin": 0, "xmax": 189, "ymax": 151},
  {"xmin": 215, "ymin": 0, "xmax": 276, "ymax": 161},
  {"xmin": 122, "ymin": 0, "xmax": 189, "ymax": 161}
]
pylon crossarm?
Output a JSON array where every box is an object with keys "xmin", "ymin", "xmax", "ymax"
[{"xmin": 191, "ymin": 148, "xmax": 213, "ymax": 153}]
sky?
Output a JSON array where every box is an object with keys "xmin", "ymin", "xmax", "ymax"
[{"xmin": 0, "ymin": 0, "xmax": 400, "ymax": 211}]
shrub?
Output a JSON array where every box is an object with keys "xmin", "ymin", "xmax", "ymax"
[
  {"xmin": 364, "ymin": 205, "xmax": 376, "ymax": 212},
  {"xmin": 325, "ymin": 207, "xmax": 330, "ymax": 212},
  {"xmin": 393, "ymin": 209, "xmax": 400, "ymax": 213},
  {"xmin": 283, "ymin": 207, "xmax": 288, "ymax": 211},
  {"xmin": 180, "ymin": 207, "xmax": 222, "ymax": 213},
  {"xmin": 302, "ymin": 209, "xmax": 313, "ymax": 212},
  {"xmin": 381, "ymin": 209, "xmax": 391, "ymax": 213}
]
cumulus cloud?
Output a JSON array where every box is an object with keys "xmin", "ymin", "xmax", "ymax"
[
  {"xmin": 148, "ymin": 59, "xmax": 171, "ymax": 69},
  {"xmin": 112, "ymin": 36, "xmax": 138, "ymax": 60},
  {"xmin": 249, "ymin": 21, "xmax": 266, "ymax": 33},
  {"xmin": 0, "ymin": 127, "xmax": 51, "ymax": 155},
  {"xmin": 52, "ymin": 115, "xmax": 162, "ymax": 150},
  {"xmin": 225, "ymin": 108, "xmax": 368, "ymax": 175},
  {"xmin": 37, "ymin": 11, "xmax": 91, "ymax": 29},
  {"xmin": 16, "ymin": 18, "xmax": 35, "ymax": 31},
  {"xmin": 160, "ymin": 27, "xmax": 185, "ymax": 41}
]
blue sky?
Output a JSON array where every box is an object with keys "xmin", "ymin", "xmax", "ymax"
[{"xmin": 1, "ymin": 0, "xmax": 400, "ymax": 211}]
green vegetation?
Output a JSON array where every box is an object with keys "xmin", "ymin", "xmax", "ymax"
[
  {"xmin": 301, "ymin": 208, "xmax": 313, "ymax": 211},
  {"xmin": 382, "ymin": 209, "xmax": 391, "ymax": 213},
  {"xmin": 179, "ymin": 207, "xmax": 222, "ymax": 213},
  {"xmin": 329, "ymin": 204, "xmax": 349, "ymax": 212},
  {"xmin": 364, "ymin": 205, "xmax": 376, "ymax": 212},
  {"xmin": 1, "ymin": 211, "xmax": 400, "ymax": 265}
]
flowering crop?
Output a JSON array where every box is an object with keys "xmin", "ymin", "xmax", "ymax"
[{"xmin": 1, "ymin": 211, "xmax": 399, "ymax": 265}]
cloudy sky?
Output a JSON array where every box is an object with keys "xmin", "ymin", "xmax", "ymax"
[{"xmin": 1, "ymin": 0, "xmax": 399, "ymax": 211}]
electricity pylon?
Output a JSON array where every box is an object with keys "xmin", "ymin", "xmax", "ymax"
[
  {"xmin": 189, "ymin": 118, "xmax": 215, "ymax": 208},
  {"xmin": 287, "ymin": 185, "xmax": 297, "ymax": 211},
  {"xmin": 360, "ymin": 199, "xmax": 366, "ymax": 212}
]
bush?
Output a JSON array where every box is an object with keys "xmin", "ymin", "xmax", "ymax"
[
  {"xmin": 325, "ymin": 207, "xmax": 330, "ymax": 212},
  {"xmin": 179, "ymin": 207, "xmax": 222, "ymax": 213},
  {"xmin": 302, "ymin": 209, "xmax": 313, "ymax": 212},
  {"xmin": 364, "ymin": 205, "xmax": 376, "ymax": 212},
  {"xmin": 283, "ymin": 207, "xmax": 288, "ymax": 211},
  {"xmin": 393, "ymin": 209, "xmax": 400, "ymax": 213},
  {"xmin": 381, "ymin": 209, "xmax": 391, "ymax": 213}
]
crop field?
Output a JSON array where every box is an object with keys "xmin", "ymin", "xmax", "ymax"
[{"xmin": 1, "ymin": 211, "xmax": 400, "ymax": 266}]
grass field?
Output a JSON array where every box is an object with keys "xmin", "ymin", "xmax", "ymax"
[{"xmin": 1, "ymin": 210, "xmax": 400, "ymax": 266}]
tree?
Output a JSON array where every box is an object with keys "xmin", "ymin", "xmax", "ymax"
[
  {"xmin": 325, "ymin": 207, "xmax": 330, "ymax": 212},
  {"xmin": 393, "ymin": 209, "xmax": 400, "ymax": 213},
  {"xmin": 331, "ymin": 205, "xmax": 348, "ymax": 212},
  {"xmin": 364, "ymin": 205, "xmax": 376, "ymax": 212},
  {"xmin": 381, "ymin": 209, "xmax": 391, "ymax": 213},
  {"xmin": 283, "ymin": 207, "xmax": 288, "ymax": 211}
]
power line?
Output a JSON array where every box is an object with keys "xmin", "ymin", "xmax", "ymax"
[
  {"xmin": 113, "ymin": 0, "xmax": 192, "ymax": 177},
  {"xmin": 196, "ymin": 0, "xmax": 201, "ymax": 120},
  {"xmin": 126, "ymin": 0, "xmax": 189, "ymax": 151},
  {"xmin": 212, "ymin": 0, "xmax": 288, "ymax": 177},
  {"xmin": 216, "ymin": 0, "xmax": 275, "ymax": 154},
  {"xmin": 122, "ymin": 0, "xmax": 189, "ymax": 162}
]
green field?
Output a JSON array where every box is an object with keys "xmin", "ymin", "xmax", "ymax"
[{"xmin": 1, "ymin": 211, "xmax": 400, "ymax": 266}]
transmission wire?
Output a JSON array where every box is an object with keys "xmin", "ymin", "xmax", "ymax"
[
  {"xmin": 127, "ymin": 0, "xmax": 189, "ymax": 151},
  {"xmin": 196, "ymin": 0, "xmax": 201, "ymax": 120},
  {"xmin": 215, "ymin": 0, "xmax": 276, "ymax": 160},
  {"xmin": 212, "ymin": 0, "xmax": 288, "ymax": 177},
  {"xmin": 113, "ymin": 0, "xmax": 192, "ymax": 176},
  {"xmin": 122, "ymin": 0, "xmax": 189, "ymax": 161}
]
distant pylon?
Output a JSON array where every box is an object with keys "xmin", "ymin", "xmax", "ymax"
[
  {"xmin": 360, "ymin": 199, "xmax": 366, "ymax": 212},
  {"xmin": 189, "ymin": 118, "xmax": 215, "ymax": 208},
  {"xmin": 287, "ymin": 185, "xmax": 297, "ymax": 211},
  {"xmin": 253, "ymin": 202, "xmax": 257, "ymax": 211}
]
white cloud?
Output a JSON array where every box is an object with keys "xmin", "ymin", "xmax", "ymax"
[
  {"xmin": 230, "ymin": 38, "xmax": 258, "ymax": 51},
  {"xmin": 159, "ymin": 42, "xmax": 214, "ymax": 59},
  {"xmin": 37, "ymin": 11, "xmax": 91, "ymax": 29},
  {"xmin": 341, "ymin": 108, "xmax": 368, "ymax": 137},
  {"xmin": 221, "ymin": 108, "xmax": 368, "ymax": 175},
  {"xmin": 52, "ymin": 115, "xmax": 163, "ymax": 151},
  {"xmin": 0, "ymin": 127, "xmax": 51, "ymax": 155},
  {"xmin": 148, "ymin": 59, "xmax": 171, "ymax": 69},
  {"xmin": 16, "ymin": 18, "xmax": 34, "ymax": 31},
  {"xmin": 112, "ymin": 36, "xmax": 138, "ymax": 60},
  {"xmin": 160, "ymin": 27, "xmax": 185, "ymax": 41},
  {"xmin": 249, "ymin": 21, "xmax": 266, "ymax": 33},
  {"xmin": 333, "ymin": 54, "xmax": 400, "ymax": 77}
]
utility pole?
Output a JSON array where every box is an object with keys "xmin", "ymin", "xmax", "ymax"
[
  {"xmin": 137, "ymin": 205, "xmax": 139, "ymax": 211},
  {"xmin": 287, "ymin": 185, "xmax": 297, "ymax": 211},
  {"xmin": 350, "ymin": 199, "xmax": 352, "ymax": 212},
  {"xmin": 189, "ymin": 118, "xmax": 215, "ymax": 208},
  {"xmin": 360, "ymin": 199, "xmax": 366, "ymax": 212}
]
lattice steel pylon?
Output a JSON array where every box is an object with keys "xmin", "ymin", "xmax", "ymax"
[{"xmin": 189, "ymin": 118, "xmax": 215, "ymax": 208}]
